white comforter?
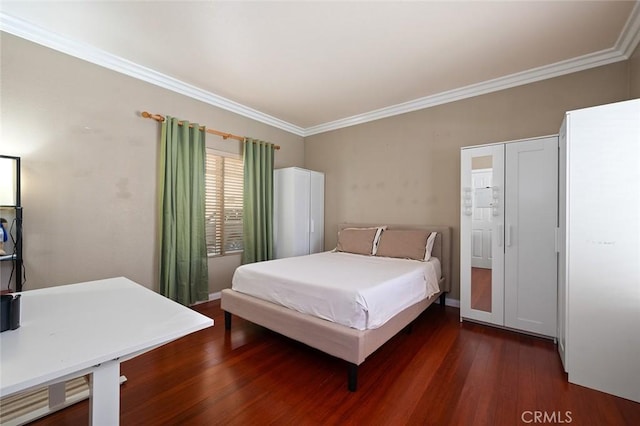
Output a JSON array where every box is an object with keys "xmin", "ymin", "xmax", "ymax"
[{"xmin": 231, "ymin": 251, "xmax": 441, "ymax": 330}]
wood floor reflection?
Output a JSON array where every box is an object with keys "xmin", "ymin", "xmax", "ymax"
[{"xmin": 471, "ymin": 266, "xmax": 492, "ymax": 312}]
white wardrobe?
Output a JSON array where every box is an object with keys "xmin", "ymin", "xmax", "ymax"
[
  {"xmin": 558, "ymin": 99, "xmax": 640, "ymax": 403},
  {"xmin": 460, "ymin": 135, "xmax": 558, "ymax": 337},
  {"xmin": 273, "ymin": 167, "xmax": 325, "ymax": 259}
]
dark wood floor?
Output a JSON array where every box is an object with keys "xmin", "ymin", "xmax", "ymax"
[{"xmin": 30, "ymin": 300, "xmax": 639, "ymax": 425}]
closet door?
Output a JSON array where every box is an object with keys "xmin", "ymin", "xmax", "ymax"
[
  {"xmin": 308, "ymin": 171, "xmax": 325, "ymax": 254},
  {"xmin": 565, "ymin": 99, "xmax": 640, "ymax": 403},
  {"xmin": 557, "ymin": 122, "xmax": 568, "ymax": 369},
  {"xmin": 460, "ymin": 144, "xmax": 505, "ymax": 326},
  {"xmin": 274, "ymin": 168, "xmax": 311, "ymax": 259},
  {"xmin": 292, "ymin": 169, "xmax": 311, "ymax": 256},
  {"xmin": 504, "ymin": 136, "xmax": 558, "ymax": 337}
]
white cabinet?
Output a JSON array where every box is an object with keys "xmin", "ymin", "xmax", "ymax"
[
  {"xmin": 558, "ymin": 99, "xmax": 640, "ymax": 403},
  {"xmin": 460, "ymin": 136, "xmax": 558, "ymax": 337},
  {"xmin": 274, "ymin": 167, "xmax": 324, "ymax": 259}
]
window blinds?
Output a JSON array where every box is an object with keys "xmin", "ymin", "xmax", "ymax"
[{"xmin": 205, "ymin": 151, "xmax": 243, "ymax": 256}]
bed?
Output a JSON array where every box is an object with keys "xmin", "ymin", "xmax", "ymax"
[{"xmin": 221, "ymin": 224, "xmax": 451, "ymax": 391}]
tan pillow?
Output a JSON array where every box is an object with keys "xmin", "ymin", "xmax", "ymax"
[
  {"xmin": 336, "ymin": 227, "xmax": 383, "ymax": 255},
  {"xmin": 376, "ymin": 230, "xmax": 437, "ymax": 261}
]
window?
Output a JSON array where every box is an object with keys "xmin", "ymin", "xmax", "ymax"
[{"xmin": 205, "ymin": 149, "xmax": 243, "ymax": 256}]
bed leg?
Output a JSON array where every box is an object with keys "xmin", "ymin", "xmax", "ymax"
[
  {"xmin": 224, "ymin": 311, "xmax": 231, "ymax": 330},
  {"xmin": 439, "ymin": 293, "xmax": 446, "ymax": 307},
  {"xmin": 347, "ymin": 363, "xmax": 358, "ymax": 392}
]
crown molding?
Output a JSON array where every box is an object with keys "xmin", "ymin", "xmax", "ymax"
[
  {"xmin": 616, "ymin": 0, "xmax": 640, "ymax": 58},
  {"xmin": 303, "ymin": 47, "xmax": 626, "ymax": 136},
  {"xmin": 303, "ymin": 1, "xmax": 640, "ymax": 136},
  {"xmin": 2, "ymin": 3, "xmax": 639, "ymax": 139},
  {"xmin": 0, "ymin": 12, "xmax": 306, "ymax": 137}
]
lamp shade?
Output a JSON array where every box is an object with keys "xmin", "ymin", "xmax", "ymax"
[{"xmin": 0, "ymin": 156, "xmax": 19, "ymax": 206}]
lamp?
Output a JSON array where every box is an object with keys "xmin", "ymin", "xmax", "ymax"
[{"xmin": 0, "ymin": 155, "xmax": 20, "ymax": 207}]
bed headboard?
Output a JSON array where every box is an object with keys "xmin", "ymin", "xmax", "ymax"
[{"xmin": 338, "ymin": 223, "xmax": 452, "ymax": 294}]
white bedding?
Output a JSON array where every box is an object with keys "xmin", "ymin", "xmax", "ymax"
[{"xmin": 231, "ymin": 251, "xmax": 441, "ymax": 330}]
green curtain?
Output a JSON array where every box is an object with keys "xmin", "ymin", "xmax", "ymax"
[
  {"xmin": 242, "ymin": 138, "xmax": 275, "ymax": 264},
  {"xmin": 159, "ymin": 116, "xmax": 209, "ymax": 305}
]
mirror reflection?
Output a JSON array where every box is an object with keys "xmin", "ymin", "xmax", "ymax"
[{"xmin": 470, "ymin": 155, "xmax": 493, "ymax": 312}]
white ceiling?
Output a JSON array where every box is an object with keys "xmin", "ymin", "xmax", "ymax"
[{"xmin": 1, "ymin": 1, "xmax": 639, "ymax": 136}]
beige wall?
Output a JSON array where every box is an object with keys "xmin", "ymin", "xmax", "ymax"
[
  {"xmin": 0, "ymin": 34, "xmax": 304, "ymax": 293},
  {"xmin": 304, "ymin": 61, "xmax": 632, "ymax": 301},
  {"xmin": 471, "ymin": 156, "xmax": 493, "ymax": 170},
  {"xmin": 2, "ymin": 32, "xmax": 638, "ymax": 302}
]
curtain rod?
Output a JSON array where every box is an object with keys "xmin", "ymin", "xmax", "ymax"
[{"xmin": 141, "ymin": 111, "xmax": 280, "ymax": 150}]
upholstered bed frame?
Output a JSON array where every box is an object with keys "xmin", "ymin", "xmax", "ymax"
[{"xmin": 221, "ymin": 224, "xmax": 451, "ymax": 391}]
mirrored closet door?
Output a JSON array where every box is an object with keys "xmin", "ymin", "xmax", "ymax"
[{"xmin": 460, "ymin": 144, "xmax": 505, "ymax": 326}]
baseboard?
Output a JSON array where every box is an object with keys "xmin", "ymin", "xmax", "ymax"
[
  {"xmin": 444, "ymin": 298, "xmax": 460, "ymax": 308},
  {"xmin": 191, "ymin": 292, "xmax": 221, "ymax": 306}
]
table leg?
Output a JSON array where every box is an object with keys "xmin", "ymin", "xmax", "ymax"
[{"xmin": 89, "ymin": 360, "xmax": 121, "ymax": 426}]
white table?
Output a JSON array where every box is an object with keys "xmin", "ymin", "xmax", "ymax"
[{"xmin": 0, "ymin": 277, "xmax": 213, "ymax": 425}]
